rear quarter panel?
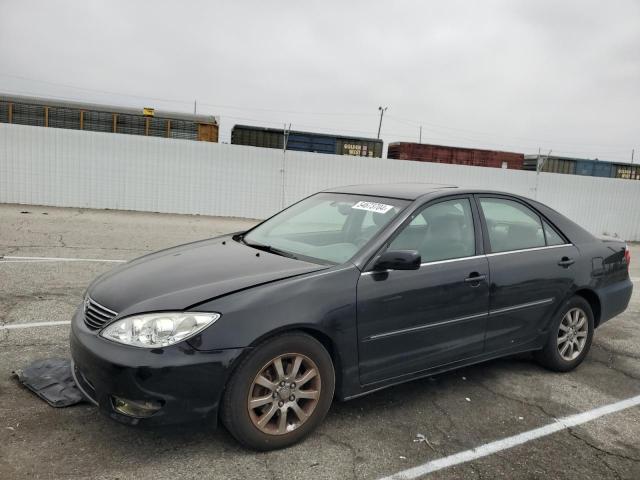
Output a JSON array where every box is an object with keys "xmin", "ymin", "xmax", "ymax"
[{"xmin": 573, "ymin": 239, "xmax": 632, "ymax": 325}]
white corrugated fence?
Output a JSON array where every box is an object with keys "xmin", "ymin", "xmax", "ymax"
[{"xmin": 1, "ymin": 123, "xmax": 639, "ymax": 240}]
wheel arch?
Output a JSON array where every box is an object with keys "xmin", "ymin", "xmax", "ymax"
[
  {"xmin": 226, "ymin": 324, "xmax": 343, "ymax": 397},
  {"xmin": 573, "ymin": 288, "xmax": 602, "ymax": 327}
]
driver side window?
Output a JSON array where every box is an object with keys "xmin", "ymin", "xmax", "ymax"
[{"xmin": 388, "ymin": 198, "xmax": 476, "ymax": 263}]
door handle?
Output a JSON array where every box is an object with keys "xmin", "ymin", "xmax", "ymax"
[
  {"xmin": 558, "ymin": 257, "xmax": 575, "ymax": 268},
  {"xmin": 464, "ymin": 273, "xmax": 486, "ymax": 285}
]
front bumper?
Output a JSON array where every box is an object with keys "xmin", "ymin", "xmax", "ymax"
[{"xmin": 69, "ymin": 307, "xmax": 246, "ymax": 427}]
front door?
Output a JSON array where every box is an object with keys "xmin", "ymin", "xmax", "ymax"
[{"xmin": 356, "ymin": 197, "xmax": 490, "ymax": 385}]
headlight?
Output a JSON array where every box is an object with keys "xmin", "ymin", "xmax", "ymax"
[{"xmin": 100, "ymin": 312, "xmax": 220, "ymax": 348}]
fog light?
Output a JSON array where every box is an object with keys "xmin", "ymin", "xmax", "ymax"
[{"xmin": 112, "ymin": 396, "xmax": 163, "ymax": 418}]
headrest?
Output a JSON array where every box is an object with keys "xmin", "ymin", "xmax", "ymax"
[{"xmin": 372, "ymin": 209, "xmax": 396, "ymax": 227}]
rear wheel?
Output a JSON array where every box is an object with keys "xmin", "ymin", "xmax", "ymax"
[
  {"xmin": 221, "ymin": 332, "xmax": 335, "ymax": 450},
  {"xmin": 535, "ymin": 296, "xmax": 594, "ymax": 372}
]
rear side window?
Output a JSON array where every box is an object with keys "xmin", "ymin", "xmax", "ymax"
[
  {"xmin": 388, "ymin": 198, "xmax": 475, "ymax": 262},
  {"xmin": 479, "ymin": 198, "xmax": 545, "ymax": 253},
  {"xmin": 543, "ymin": 220, "xmax": 566, "ymax": 246}
]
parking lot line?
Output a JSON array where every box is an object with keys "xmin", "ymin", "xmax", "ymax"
[
  {"xmin": 0, "ymin": 320, "xmax": 71, "ymax": 330},
  {"xmin": 0, "ymin": 255, "xmax": 126, "ymax": 263},
  {"xmin": 378, "ymin": 394, "xmax": 640, "ymax": 480}
]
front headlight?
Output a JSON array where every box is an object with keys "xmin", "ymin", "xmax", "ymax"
[{"xmin": 100, "ymin": 312, "xmax": 220, "ymax": 348}]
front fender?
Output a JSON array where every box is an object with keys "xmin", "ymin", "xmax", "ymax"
[{"xmin": 186, "ymin": 264, "xmax": 362, "ymax": 399}]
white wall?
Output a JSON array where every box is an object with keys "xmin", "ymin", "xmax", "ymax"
[{"xmin": 2, "ymin": 123, "xmax": 640, "ymax": 240}]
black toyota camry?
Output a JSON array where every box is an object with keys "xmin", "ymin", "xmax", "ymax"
[{"xmin": 70, "ymin": 183, "xmax": 632, "ymax": 450}]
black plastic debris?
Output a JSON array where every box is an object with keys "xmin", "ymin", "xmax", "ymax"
[{"xmin": 12, "ymin": 358, "xmax": 87, "ymax": 407}]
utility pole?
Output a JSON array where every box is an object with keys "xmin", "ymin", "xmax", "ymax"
[
  {"xmin": 377, "ymin": 106, "xmax": 387, "ymax": 139},
  {"xmin": 193, "ymin": 100, "xmax": 197, "ymax": 115},
  {"xmin": 281, "ymin": 123, "xmax": 291, "ymax": 209},
  {"xmin": 632, "ymin": 148, "xmax": 635, "ymax": 164},
  {"xmin": 534, "ymin": 148, "xmax": 552, "ymax": 200},
  {"xmin": 419, "ymin": 125, "xmax": 422, "ymax": 144},
  {"xmin": 536, "ymin": 147, "xmax": 542, "ymax": 173}
]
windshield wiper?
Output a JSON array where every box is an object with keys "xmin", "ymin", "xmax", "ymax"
[{"xmin": 241, "ymin": 239, "xmax": 299, "ymax": 260}]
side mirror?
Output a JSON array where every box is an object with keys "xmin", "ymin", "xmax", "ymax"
[{"xmin": 373, "ymin": 250, "xmax": 421, "ymax": 271}]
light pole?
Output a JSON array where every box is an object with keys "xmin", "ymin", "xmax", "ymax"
[
  {"xmin": 281, "ymin": 123, "xmax": 291, "ymax": 209},
  {"xmin": 377, "ymin": 106, "xmax": 387, "ymax": 139}
]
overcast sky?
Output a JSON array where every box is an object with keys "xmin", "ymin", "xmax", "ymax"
[{"xmin": 1, "ymin": 0, "xmax": 638, "ymax": 161}]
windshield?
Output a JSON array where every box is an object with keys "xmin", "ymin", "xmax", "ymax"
[{"xmin": 242, "ymin": 193, "xmax": 409, "ymax": 264}]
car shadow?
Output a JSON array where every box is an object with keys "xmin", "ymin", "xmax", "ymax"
[{"xmin": 70, "ymin": 353, "xmax": 541, "ymax": 453}]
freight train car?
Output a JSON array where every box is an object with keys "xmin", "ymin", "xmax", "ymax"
[
  {"xmin": 231, "ymin": 125, "xmax": 383, "ymax": 158},
  {"xmin": 388, "ymin": 142, "xmax": 524, "ymax": 169},
  {"xmin": 523, "ymin": 155, "xmax": 577, "ymax": 174},
  {"xmin": 0, "ymin": 94, "xmax": 219, "ymax": 142},
  {"xmin": 523, "ymin": 154, "xmax": 639, "ymax": 180},
  {"xmin": 612, "ymin": 163, "xmax": 640, "ymax": 180}
]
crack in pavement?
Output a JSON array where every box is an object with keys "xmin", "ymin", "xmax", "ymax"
[
  {"xmin": 317, "ymin": 432, "xmax": 358, "ymax": 480},
  {"xmin": 470, "ymin": 375, "xmax": 640, "ymax": 478},
  {"xmin": 588, "ymin": 347, "xmax": 640, "ymax": 382},
  {"xmin": 594, "ymin": 342, "xmax": 640, "ymax": 363},
  {"xmin": 567, "ymin": 427, "xmax": 639, "ymax": 480},
  {"xmin": 566, "ymin": 428, "xmax": 640, "ymax": 463},
  {"xmin": 587, "ymin": 358, "xmax": 640, "ymax": 382},
  {"xmin": 470, "ymin": 376, "xmax": 559, "ymax": 421}
]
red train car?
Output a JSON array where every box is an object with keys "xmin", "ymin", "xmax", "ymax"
[{"xmin": 387, "ymin": 142, "xmax": 524, "ymax": 169}]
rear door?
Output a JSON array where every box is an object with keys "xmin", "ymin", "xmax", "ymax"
[
  {"xmin": 477, "ymin": 195, "xmax": 578, "ymax": 353},
  {"xmin": 356, "ymin": 196, "xmax": 490, "ymax": 385}
]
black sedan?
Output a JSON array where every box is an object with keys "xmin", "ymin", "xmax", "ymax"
[{"xmin": 70, "ymin": 184, "xmax": 633, "ymax": 450}]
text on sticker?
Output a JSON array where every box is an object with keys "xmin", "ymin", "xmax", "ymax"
[{"xmin": 352, "ymin": 201, "xmax": 394, "ymax": 214}]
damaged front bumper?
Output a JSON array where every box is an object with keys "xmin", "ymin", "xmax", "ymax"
[{"xmin": 69, "ymin": 307, "xmax": 245, "ymax": 427}]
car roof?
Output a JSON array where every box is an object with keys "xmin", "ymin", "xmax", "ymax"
[{"xmin": 322, "ymin": 183, "xmax": 459, "ymax": 200}]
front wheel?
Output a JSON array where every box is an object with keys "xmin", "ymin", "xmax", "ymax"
[
  {"xmin": 221, "ymin": 332, "xmax": 335, "ymax": 450},
  {"xmin": 535, "ymin": 296, "xmax": 594, "ymax": 372}
]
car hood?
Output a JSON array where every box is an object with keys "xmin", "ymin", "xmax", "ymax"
[{"xmin": 89, "ymin": 236, "xmax": 328, "ymax": 315}]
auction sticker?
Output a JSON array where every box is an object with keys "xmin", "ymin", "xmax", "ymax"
[{"xmin": 352, "ymin": 201, "xmax": 394, "ymax": 214}]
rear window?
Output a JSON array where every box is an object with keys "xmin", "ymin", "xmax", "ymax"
[
  {"xmin": 479, "ymin": 198, "xmax": 545, "ymax": 253},
  {"xmin": 543, "ymin": 220, "xmax": 566, "ymax": 246}
]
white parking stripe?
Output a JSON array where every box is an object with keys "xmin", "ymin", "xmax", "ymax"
[
  {"xmin": 378, "ymin": 394, "xmax": 640, "ymax": 480},
  {"xmin": 1, "ymin": 255, "xmax": 126, "ymax": 263},
  {"xmin": 0, "ymin": 320, "xmax": 71, "ymax": 330}
]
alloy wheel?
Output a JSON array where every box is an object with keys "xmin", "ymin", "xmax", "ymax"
[
  {"xmin": 557, "ymin": 307, "xmax": 588, "ymax": 361},
  {"xmin": 247, "ymin": 353, "xmax": 321, "ymax": 435}
]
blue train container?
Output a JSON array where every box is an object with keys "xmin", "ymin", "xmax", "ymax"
[
  {"xmin": 231, "ymin": 124, "xmax": 383, "ymax": 157},
  {"xmin": 592, "ymin": 161, "xmax": 613, "ymax": 178},
  {"xmin": 574, "ymin": 159, "xmax": 613, "ymax": 178},
  {"xmin": 574, "ymin": 160, "xmax": 594, "ymax": 176},
  {"xmin": 286, "ymin": 132, "xmax": 336, "ymax": 154}
]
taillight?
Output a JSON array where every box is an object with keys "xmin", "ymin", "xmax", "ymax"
[{"xmin": 624, "ymin": 245, "xmax": 631, "ymax": 267}]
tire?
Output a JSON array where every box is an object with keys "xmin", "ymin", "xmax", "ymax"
[
  {"xmin": 534, "ymin": 296, "xmax": 594, "ymax": 372},
  {"xmin": 221, "ymin": 332, "xmax": 335, "ymax": 450}
]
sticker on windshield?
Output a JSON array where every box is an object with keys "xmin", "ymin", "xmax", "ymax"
[{"xmin": 352, "ymin": 201, "xmax": 394, "ymax": 214}]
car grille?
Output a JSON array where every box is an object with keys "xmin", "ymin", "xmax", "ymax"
[{"xmin": 84, "ymin": 297, "xmax": 118, "ymax": 330}]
